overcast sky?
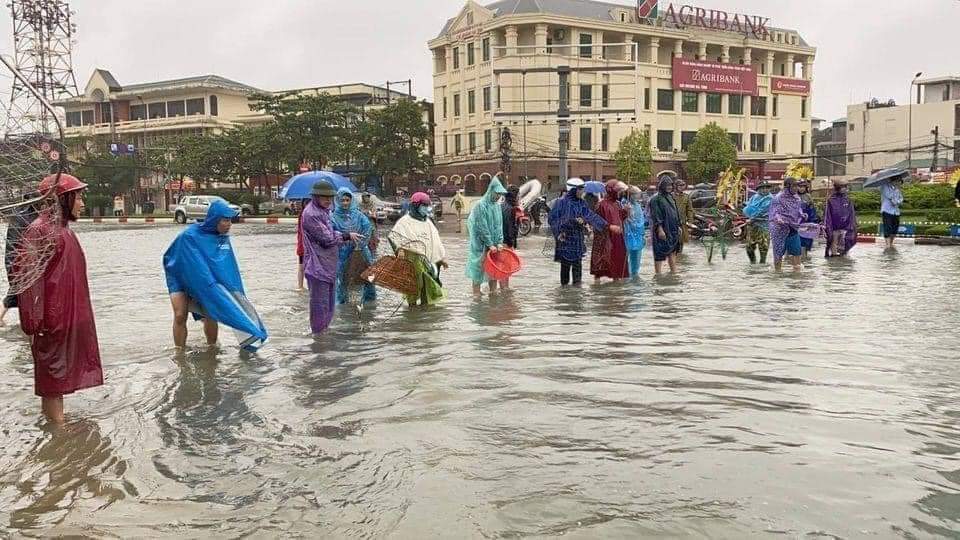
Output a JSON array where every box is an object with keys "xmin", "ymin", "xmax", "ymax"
[{"xmin": 3, "ymin": 0, "xmax": 957, "ymax": 123}]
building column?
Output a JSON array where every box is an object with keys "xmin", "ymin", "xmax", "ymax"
[
  {"xmin": 766, "ymin": 51, "xmax": 776, "ymax": 76},
  {"xmin": 534, "ymin": 24, "xmax": 548, "ymax": 55},
  {"xmin": 505, "ymin": 25, "xmax": 518, "ymax": 56},
  {"xmin": 743, "ymin": 47, "xmax": 752, "ymax": 65},
  {"xmin": 804, "ymin": 58, "xmax": 814, "ymax": 80},
  {"xmin": 786, "ymin": 54, "xmax": 796, "ymax": 77},
  {"xmin": 625, "ymin": 33, "xmax": 635, "ymax": 62},
  {"xmin": 697, "ymin": 41, "xmax": 707, "ymax": 60},
  {"xmin": 649, "ymin": 37, "xmax": 660, "ymax": 64},
  {"xmin": 674, "ymin": 39, "xmax": 684, "ymax": 58},
  {"xmin": 595, "ymin": 30, "xmax": 604, "ymax": 59},
  {"xmin": 721, "ymin": 45, "xmax": 730, "ymax": 63},
  {"xmin": 444, "ymin": 45, "xmax": 453, "ymax": 71}
]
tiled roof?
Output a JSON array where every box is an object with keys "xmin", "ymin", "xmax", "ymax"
[{"xmin": 119, "ymin": 74, "xmax": 262, "ymax": 95}]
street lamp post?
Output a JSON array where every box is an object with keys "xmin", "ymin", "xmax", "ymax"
[{"xmin": 908, "ymin": 71, "xmax": 922, "ymax": 171}]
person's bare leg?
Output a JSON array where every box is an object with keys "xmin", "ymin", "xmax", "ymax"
[
  {"xmin": 832, "ymin": 231, "xmax": 844, "ymax": 256},
  {"xmin": 667, "ymin": 254, "xmax": 678, "ymax": 273},
  {"xmin": 0, "ymin": 306, "xmax": 8, "ymax": 326},
  {"xmin": 791, "ymin": 255, "xmax": 803, "ymax": 271},
  {"xmin": 297, "ymin": 263, "xmax": 305, "ymax": 290},
  {"xmin": 203, "ymin": 318, "xmax": 219, "ymax": 346},
  {"xmin": 499, "ymin": 278, "xmax": 510, "ymax": 290},
  {"xmin": 41, "ymin": 396, "xmax": 64, "ymax": 424},
  {"xmin": 473, "ymin": 283, "xmax": 482, "ymax": 297},
  {"xmin": 488, "ymin": 280, "xmax": 499, "ymax": 295},
  {"xmin": 170, "ymin": 293, "xmax": 189, "ymax": 348},
  {"xmin": 774, "ymin": 259, "xmax": 783, "ymax": 272},
  {"xmin": 654, "ymin": 260, "xmax": 663, "ymax": 275}
]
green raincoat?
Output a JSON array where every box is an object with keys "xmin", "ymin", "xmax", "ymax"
[{"xmin": 465, "ymin": 178, "xmax": 508, "ymax": 284}]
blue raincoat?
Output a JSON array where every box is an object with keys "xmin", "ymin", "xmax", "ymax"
[
  {"xmin": 163, "ymin": 199, "xmax": 268, "ymax": 351},
  {"xmin": 547, "ymin": 188, "xmax": 608, "ymax": 263},
  {"xmin": 624, "ymin": 199, "xmax": 646, "ymax": 251},
  {"xmin": 465, "ymin": 178, "xmax": 508, "ymax": 283},
  {"xmin": 330, "ymin": 188, "xmax": 376, "ymax": 304},
  {"xmin": 743, "ymin": 193, "xmax": 773, "ymax": 231}
]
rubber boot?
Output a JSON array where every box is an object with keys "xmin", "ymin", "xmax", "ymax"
[
  {"xmin": 746, "ymin": 246, "xmax": 757, "ymax": 264},
  {"xmin": 759, "ymin": 250, "xmax": 768, "ymax": 264}
]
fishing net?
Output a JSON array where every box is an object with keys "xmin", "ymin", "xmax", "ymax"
[{"xmin": 0, "ymin": 55, "xmax": 67, "ymax": 297}]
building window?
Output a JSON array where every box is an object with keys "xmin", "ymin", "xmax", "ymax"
[
  {"xmin": 602, "ymin": 84, "xmax": 609, "ymax": 108},
  {"xmin": 580, "ymin": 84, "xmax": 592, "ymax": 107},
  {"xmin": 467, "ymin": 44, "xmax": 475, "ymax": 66},
  {"xmin": 66, "ymin": 111, "xmax": 81, "ymax": 127},
  {"xmin": 751, "ymin": 96, "xmax": 767, "ymax": 116},
  {"xmin": 801, "ymin": 132, "xmax": 807, "ymax": 154},
  {"xmin": 484, "ymin": 129, "xmax": 492, "ymax": 152},
  {"xmin": 454, "ymin": 94, "xmax": 461, "ymax": 116},
  {"xmin": 100, "ymin": 102, "xmax": 113, "ymax": 123},
  {"xmin": 579, "ymin": 127, "xmax": 592, "ymax": 151},
  {"xmin": 644, "ymin": 88, "xmax": 650, "ymax": 110},
  {"xmin": 443, "ymin": 134, "xmax": 448, "ymax": 155},
  {"xmin": 801, "ymin": 98, "xmax": 807, "ymax": 118},
  {"xmin": 772, "ymin": 96, "xmax": 778, "ymax": 117},
  {"xmin": 601, "ymin": 125, "xmax": 609, "ymax": 151},
  {"xmin": 453, "ymin": 47, "xmax": 460, "ymax": 69},
  {"xmin": 729, "ymin": 132, "xmax": 743, "ymax": 151},
  {"xmin": 779, "ymin": 64, "xmax": 786, "ymax": 76},
  {"xmin": 482, "ymin": 38, "xmax": 490, "ymax": 62},
  {"xmin": 148, "ymin": 102, "xmax": 166, "ymax": 119},
  {"xmin": 443, "ymin": 96, "xmax": 448, "ymax": 119},
  {"xmin": 771, "ymin": 131, "xmax": 778, "ymax": 153},
  {"xmin": 469, "ymin": 132, "xmax": 476, "ymax": 153},
  {"xmin": 681, "ymin": 130, "xmax": 697, "ymax": 151},
  {"xmin": 657, "ymin": 129, "xmax": 673, "ymax": 152},
  {"xmin": 167, "ymin": 100, "xmax": 186, "ymax": 117},
  {"xmin": 468, "ymin": 90, "xmax": 476, "ymax": 114},
  {"xmin": 681, "ymin": 91, "xmax": 698, "ymax": 112},
  {"xmin": 849, "ymin": 123, "xmax": 855, "ymax": 132},
  {"xmin": 209, "ymin": 95, "xmax": 218, "ymax": 116},
  {"xmin": 706, "ymin": 93, "xmax": 721, "ymax": 114},
  {"xmin": 579, "ymin": 33, "xmax": 592, "ymax": 58},
  {"xmin": 129, "ymin": 104, "xmax": 146, "ymax": 121},
  {"xmin": 750, "ymin": 133, "xmax": 766, "ymax": 152},
  {"xmin": 546, "ymin": 37, "xmax": 554, "ymax": 54},
  {"xmin": 81, "ymin": 110, "xmax": 94, "ymax": 125},
  {"xmin": 186, "ymin": 98, "xmax": 204, "ymax": 115},
  {"xmin": 454, "ymin": 134, "xmax": 462, "ymax": 154},
  {"xmin": 657, "ymin": 89, "xmax": 674, "ymax": 111},
  {"xmin": 483, "ymin": 86, "xmax": 491, "ymax": 111}
]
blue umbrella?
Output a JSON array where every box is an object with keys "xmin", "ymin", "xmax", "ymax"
[
  {"xmin": 863, "ymin": 168, "xmax": 909, "ymax": 189},
  {"xmin": 584, "ymin": 181, "xmax": 605, "ymax": 195},
  {"xmin": 280, "ymin": 171, "xmax": 357, "ymax": 200}
]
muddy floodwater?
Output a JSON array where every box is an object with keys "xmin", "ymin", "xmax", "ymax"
[{"xmin": 1, "ymin": 223, "xmax": 959, "ymax": 538}]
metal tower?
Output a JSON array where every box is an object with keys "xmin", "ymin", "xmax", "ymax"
[{"xmin": 4, "ymin": 0, "xmax": 79, "ymax": 137}]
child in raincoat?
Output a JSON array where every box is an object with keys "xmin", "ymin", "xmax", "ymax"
[
  {"xmin": 330, "ymin": 187, "xmax": 376, "ymax": 305},
  {"xmin": 624, "ymin": 185, "xmax": 647, "ymax": 278},
  {"xmin": 465, "ymin": 177, "xmax": 508, "ymax": 296}
]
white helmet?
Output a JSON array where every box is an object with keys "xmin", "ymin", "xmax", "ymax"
[{"xmin": 566, "ymin": 177, "xmax": 585, "ymax": 189}]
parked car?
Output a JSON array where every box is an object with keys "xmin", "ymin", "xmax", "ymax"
[
  {"xmin": 173, "ymin": 195, "xmax": 242, "ymax": 224},
  {"xmin": 259, "ymin": 199, "xmax": 296, "ymax": 215},
  {"xmin": 360, "ymin": 193, "xmax": 398, "ymax": 223}
]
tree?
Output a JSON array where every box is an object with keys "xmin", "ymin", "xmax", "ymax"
[
  {"xmin": 355, "ymin": 100, "xmax": 432, "ymax": 183},
  {"xmin": 613, "ymin": 129, "xmax": 653, "ymax": 185},
  {"xmin": 250, "ymin": 92, "xmax": 356, "ymax": 170},
  {"xmin": 73, "ymin": 151, "xmax": 139, "ymax": 215},
  {"xmin": 686, "ymin": 123, "xmax": 737, "ymax": 183}
]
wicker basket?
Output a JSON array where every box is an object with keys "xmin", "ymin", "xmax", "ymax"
[
  {"xmin": 360, "ymin": 255, "xmax": 418, "ymax": 297},
  {"xmin": 345, "ymin": 250, "xmax": 371, "ymax": 286}
]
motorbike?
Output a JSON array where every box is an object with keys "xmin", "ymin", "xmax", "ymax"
[
  {"xmin": 516, "ymin": 206, "xmax": 533, "ymax": 237},
  {"xmin": 520, "ymin": 196, "xmax": 549, "ymax": 237}
]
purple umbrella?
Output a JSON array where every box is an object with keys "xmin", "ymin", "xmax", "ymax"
[{"xmin": 584, "ymin": 181, "xmax": 605, "ymax": 194}]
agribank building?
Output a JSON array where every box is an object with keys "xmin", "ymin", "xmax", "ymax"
[{"xmin": 428, "ymin": 0, "xmax": 816, "ymax": 193}]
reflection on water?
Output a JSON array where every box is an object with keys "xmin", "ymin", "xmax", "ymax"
[{"xmin": 0, "ymin": 224, "xmax": 958, "ymax": 537}]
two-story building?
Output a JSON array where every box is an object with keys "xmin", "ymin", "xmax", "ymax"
[{"xmin": 429, "ymin": 0, "xmax": 816, "ymax": 194}]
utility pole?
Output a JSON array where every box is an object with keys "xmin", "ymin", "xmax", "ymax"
[
  {"xmin": 930, "ymin": 125, "xmax": 939, "ymax": 172},
  {"xmin": 557, "ymin": 65, "xmax": 571, "ymax": 185}
]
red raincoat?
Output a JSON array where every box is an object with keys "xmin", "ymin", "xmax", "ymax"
[
  {"xmin": 591, "ymin": 182, "xmax": 629, "ymax": 279},
  {"xmin": 17, "ymin": 215, "xmax": 102, "ymax": 398}
]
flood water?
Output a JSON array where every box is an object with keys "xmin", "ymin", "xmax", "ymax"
[{"xmin": 1, "ymin": 222, "xmax": 960, "ymax": 538}]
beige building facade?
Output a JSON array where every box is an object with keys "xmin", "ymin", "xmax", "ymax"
[
  {"xmin": 846, "ymin": 76, "xmax": 960, "ymax": 176},
  {"xmin": 429, "ymin": 0, "xmax": 816, "ymax": 193}
]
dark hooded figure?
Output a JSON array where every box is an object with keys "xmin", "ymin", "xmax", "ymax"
[
  {"xmin": 502, "ymin": 185, "xmax": 520, "ymax": 249},
  {"xmin": 648, "ymin": 172, "xmax": 681, "ymax": 274}
]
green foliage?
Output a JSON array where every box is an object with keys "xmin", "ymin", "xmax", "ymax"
[
  {"xmin": 686, "ymin": 123, "xmax": 737, "ymax": 183},
  {"xmin": 72, "ymin": 152, "xmax": 140, "ymax": 215},
  {"xmin": 901, "ymin": 183, "xmax": 954, "ymax": 209},
  {"xmin": 250, "ymin": 92, "xmax": 356, "ymax": 170},
  {"xmin": 200, "ymin": 189, "xmax": 266, "ymax": 211},
  {"xmin": 848, "ymin": 189, "xmax": 880, "ymax": 211},
  {"xmin": 613, "ymin": 130, "xmax": 653, "ymax": 185},
  {"xmin": 354, "ymin": 100, "xmax": 432, "ymax": 180}
]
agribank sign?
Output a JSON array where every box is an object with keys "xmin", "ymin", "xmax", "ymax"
[
  {"xmin": 637, "ymin": 1, "xmax": 771, "ymax": 39},
  {"xmin": 673, "ymin": 57, "xmax": 757, "ymax": 95}
]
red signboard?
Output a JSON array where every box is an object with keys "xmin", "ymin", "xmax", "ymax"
[
  {"xmin": 672, "ymin": 57, "xmax": 757, "ymax": 95},
  {"xmin": 771, "ymin": 77, "xmax": 811, "ymax": 96}
]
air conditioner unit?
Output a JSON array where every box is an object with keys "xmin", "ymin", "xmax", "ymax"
[{"xmin": 553, "ymin": 29, "xmax": 566, "ymax": 41}]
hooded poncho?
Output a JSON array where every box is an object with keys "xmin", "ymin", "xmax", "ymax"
[
  {"xmin": 465, "ymin": 178, "xmax": 507, "ymax": 283},
  {"xmin": 743, "ymin": 192, "xmax": 773, "ymax": 230},
  {"xmin": 768, "ymin": 187, "xmax": 803, "ymax": 263},
  {"xmin": 648, "ymin": 177, "xmax": 681, "ymax": 261},
  {"xmin": 592, "ymin": 180, "xmax": 629, "ymax": 278},
  {"xmin": 330, "ymin": 187, "xmax": 376, "ymax": 304},
  {"xmin": 163, "ymin": 199, "xmax": 268, "ymax": 351},
  {"xmin": 824, "ymin": 191, "xmax": 858, "ymax": 256},
  {"xmin": 17, "ymin": 206, "xmax": 103, "ymax": 397},
  {"xmin": 624, "ymin": 194, "xmax": 647, "ymax": 252},
  {"xmin": 547, "ymin": 188, "xmax": 608, "ymax": 263}
]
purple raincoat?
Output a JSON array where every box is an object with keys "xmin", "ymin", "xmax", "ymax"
[
  {"xmin": 768, "ymin": 190, "xmax": 803, "ymax": 264},
  {"xmin": 301, "ymin": 197, "xmax": 349, "ymax": 333},
  {"xmin": 823, "ymin": 193, "xmax": 858, "ymax": 256}
]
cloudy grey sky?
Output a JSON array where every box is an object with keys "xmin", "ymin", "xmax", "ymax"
[{"xmin": 3, "ymin": 0, "xmax": 957, "ymax": 122}]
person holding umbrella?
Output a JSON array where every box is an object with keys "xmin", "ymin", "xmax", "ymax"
[{"xmin": 880, "ymin": 176, "xmax": 905, "ymax": 249}]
